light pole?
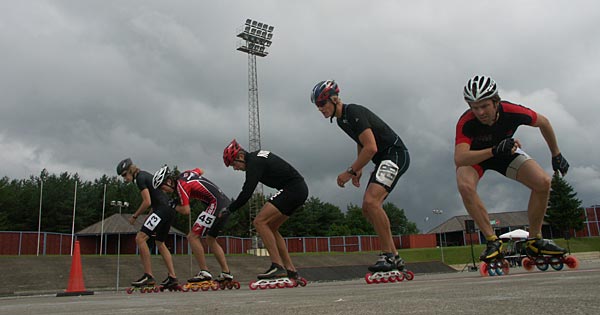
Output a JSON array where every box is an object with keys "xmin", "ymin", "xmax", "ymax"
[
  {"xmin": 433, "ymin": 209, "xmax": 444, "ymax": 263},
  {"xmin": 236, "ymin": 18, "xmax": 275, "ymax": 251},
  {"xmin": 110, "ymin": 200, "xmax": 129, "ymax": 291}
]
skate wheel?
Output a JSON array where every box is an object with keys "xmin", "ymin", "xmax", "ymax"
[
  {"xmin": 268, "ymin": 283, "xmax": 277, "ymax": 289},
  {"xmin": 380, "ymin": 277, "xmax": 389, "ymax": 283},
  {"xmin": 565, "ymin": 256, "xmax": 580, "ymax": 269},
  {"xmin": 211, "ymin": 282, "xmax": 220, "ymax": 291},
  {"xmin": 259, "ymin": 283, "xmax": 268, "ymax": 290},
  {"xmin": 388, "ymin": 276, "xmax": 396, "ymax": 283},
  {"xmin": 297, "ymin": 278, "xmax": 307, "ymax": 287},
  {"xmin": 365, "ymin": 273, "xmax": 374, "ymax": 284},
  {"xmin": 233, "ymin": 281, "xmax": 241, "ymax": 289},
  {"xmin": 249, "ymin": 281, "xmax": 258, "ymax": 290},
  {"xmin": 549, "ymin": 257, "xmax": 564, "ymax": 271},
  {"xmin": 126, "ymin": 287, "xmax": 134, "ymax": 294},
  {"xmin": 535, "ymin": 257, "xmax": 549, "ymax": 271},
  {"xmin": 522, "ymin": 257, "xmax": 534, "ymax": 271},
  {"xmin": 404, "ymin": 271, "xmax": 414, "ymax": 281},
  {"xmin": 276, "ymin": 282, "xmax": 286, "ymax": 288},
  {"xmin": 479, "ymin": 262, "xmax": 489, "ymax": 277},
  {"xmin": 396, "ymin": 274, "xmax": 404, "ymax": 282},
  {"xmin": 501, "ymin": 259, "xmax": 510, "ymax": 275},
  {"xmin": 190, "ymin": 286, "xmax": 198, "ymax": 292}
]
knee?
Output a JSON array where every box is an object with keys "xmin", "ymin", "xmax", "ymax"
[
  {"xmin": 457, "ymin": 179, "xmax": 477, "ymax": 198},
  {"xmin": 362, "ymin": 197, "xmax": 379, "ymax": 214},
  {"xmin": 533, "ymin": 174, "xmax": 552, "ymax": 193},
  {"xmin": 135, "ymin": 233, "xmax": 147, "ymax": 244}
]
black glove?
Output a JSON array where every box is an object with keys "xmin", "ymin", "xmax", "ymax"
[
  {"xmin": 219, "ymin": 208, "xmax": 232, "ymax": 218},
  {"xmin": 168, "ymin": 198, "xmax": 179, "ymax": 209},
  {"xmin": 492, "ymin": 138, "xmax": 515, "ymax": 157},
  {"xmin": 552, "ymin": 153, "xmax": 569, "ymax": 176}
]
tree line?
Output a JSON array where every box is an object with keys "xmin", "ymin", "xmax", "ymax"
[{"xmin": 0, "ymin": 169, "xmax": 419, "ymax": 237}]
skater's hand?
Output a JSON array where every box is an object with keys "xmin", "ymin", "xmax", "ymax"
[
  {"xmin": 552, "ymin": 153, "xmax": 569, "ymax": 176},
  {"xmin": 351, "ymin": 170, "xmax": 362, "ymax": 188},
  {"xmin": 168, "ymin": 198, "xmax": 179, "ymax": 209},
  {"xmin": 337, "ymin": 171, "xmax": 352, "ymax": 188},
  {"xmin": 128, "ymin": 215, "xmax": 137, "ymax": 225},
  {"xmin": 492, "ymin": 138, "xmax": 516, "ymax": 157}
]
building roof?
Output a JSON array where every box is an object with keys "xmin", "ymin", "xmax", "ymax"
[
  {"xmin": 426, "ymin": 210, "xmax": 545, "ymax": 233},
  {"xmin": 76, "ymin": 213, "xmax": 185, "ymax": 236}
]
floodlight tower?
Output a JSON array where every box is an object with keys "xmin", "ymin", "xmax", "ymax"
[{"xmin": 236, "ymin": 19, "xmax": 274, "ymax": 250}]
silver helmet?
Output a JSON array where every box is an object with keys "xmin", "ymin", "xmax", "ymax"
[{"xmin": 463, "ymin": 75, "xmax": 498, "ymax": 102}]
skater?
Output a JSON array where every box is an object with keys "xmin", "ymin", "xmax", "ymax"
[
  {"xmin": 116, "ymin": 159, "xmax": 179, "ymax": 289},
  {"xmin": 310, "ymin": 80, "xmax": 410, "ymax": 273},
  {"xmin": 157, "ymin": 167, "xmax": 236, "ymax": 284},
  {"xmin": 223, "ymin": 139, "xmax": 308, "ymax": 280},
  {"xmin": 455, "ymin": 75, "xmax": 570, "ymax": 262}
]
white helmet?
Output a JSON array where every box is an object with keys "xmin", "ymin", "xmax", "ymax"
[
  {"xmin": 152, "ymin": 165, "xmax": 170, "ymax": 189},
  {"xmin": 463, "ymin": 75, "xmax": 498, "ymax": 102}
]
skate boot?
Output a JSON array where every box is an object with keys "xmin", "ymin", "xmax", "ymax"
[
  {"xmin": 215, "ymin": 271, "xmax": 241, "ymax": 290},
  {"xmin": 394, "ymin": 255, "xmax": 406, "ymax": 271},
  {"xmin": 479, "ymin": 239, "xmax": 503, "ymax": 261},
  {"xmin": 525, "ymin": 238, "xmax": 567, "ymax": 256},
  {"xmin": 257, "ymin": 263, "xmax": 287, "ymax": 279},
  {"xmin": 287, "ymin": 269, "xmax": 308, "ymax": 287},
  {"xmin": 368, "ymin": 253, "xmax": 396, "ymax": 272},
  {"xmin": 131, "ymin": 273, "xmax": 155, "ymax": 287},
  {"xmin": 216, "ymin": 271, "xmax": 234, "ymax": 282},
  {"xmin": 159, "ymin": 275, "xmax": 180, "ymax": 292},
  {"xmin": 187, "ymin": 270, "xmax": 212, "ymax": 283}
]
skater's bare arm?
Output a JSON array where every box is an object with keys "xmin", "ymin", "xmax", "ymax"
[
  {"xmin": 454, "ymin": 143, "xmax": 494, "ymax": 167},
  {"xmin": 129, "ymin": 189, "xmax": 151, "ymax": 224}
]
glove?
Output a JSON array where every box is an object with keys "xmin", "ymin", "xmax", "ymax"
[
  {"xmin": 168, "ymin": 198, "xmax": 179, "ymax": 209},
  {"xmin": 219, "ymin": 208, "xmax": 232, "ymax": 218},
  {"xmin": 552, "ymin": 153, "xmax": 569, "ymax": 176},
  {"xmin": 492, "ymin": 138, "xmax": 515, "ymax": 157}
]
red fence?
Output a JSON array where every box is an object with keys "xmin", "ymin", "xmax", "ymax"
[{"xmin": 0, "ymin": 231, "xmax": 436, "ymax": 256}]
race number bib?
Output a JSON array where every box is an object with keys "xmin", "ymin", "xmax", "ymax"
[
  {"xmin": 143, "ymin": 213, "xmax": 162, "ymax": 231},
  {"xmin": 195, "ymin": 211, "xmax": 216, "ymax": 228},
  {"xmin": 375, "ymin": 160, "xmax": 399, "ymax": 187}
]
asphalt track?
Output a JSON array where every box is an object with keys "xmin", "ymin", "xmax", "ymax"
[{"xmin": 1, "ymin": 263, "xmax": 598, "ymax": 315}]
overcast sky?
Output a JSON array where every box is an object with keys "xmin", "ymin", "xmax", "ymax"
[{"xmin": 1, "ymin": 0, "xmax": 599, "ymax": 233}]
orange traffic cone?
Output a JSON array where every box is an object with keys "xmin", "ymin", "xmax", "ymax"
[{"xmin": 57, "ymin": 240, "xmax": 94, "ymax": 296}]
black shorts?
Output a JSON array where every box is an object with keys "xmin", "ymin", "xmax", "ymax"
[
  {"xmin": 474, "ymin": 150, "xmax": 532, "ymax": 179},
  {"xmin": 268, "ymin": 180, "xmax": 309, "ymax": 216},
  {"xmin": 369, "ymin": 146, "xmax": 410, "ymax": 193},
  {"xmin": 140, "ymin": 206, "xmax": 176, "ymax": 242}
]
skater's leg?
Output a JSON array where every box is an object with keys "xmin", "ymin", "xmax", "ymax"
[
  {"xmin": 156, "ymin": 240, "xmax": 176, "ymax": 278},
  {"xmin": 514, "ymin": 160, "xmax": 551, "ymax": 237},
  {"xmin": 207, "ymin": 236, "xmax": 230, "ymax": 273},
  {"xmin": 456, "ymin": 166, "xmax": 494, "ymax": 238},
  {"xmin": 188, "ymin": 232, "xmax": 209, "ymax": 271},
  {"xmin": 253, "ymin": 202, "xmax": 284, "ymax": 267},
  {"xmin": 268, "ymin": 215, "xmax": 294, "ymax": 272},
  {"xmin": 362, "ymin": 183, "xmax": 396, "ymax": 255},
  {"xmin": 135, "ymin": 232, "xmax": 153, "ymax": 277}
]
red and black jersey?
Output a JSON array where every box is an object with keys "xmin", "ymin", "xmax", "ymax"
[
  {"xmin": 455, "ymin": 101, "xmax": 538, "ymax": 150},
  {"xmin": 176, "ymin": 168, "xmax": 231, "ymax": 208}
]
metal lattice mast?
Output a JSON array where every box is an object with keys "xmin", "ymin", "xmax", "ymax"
[{"xmin": 237, "ymin": 19, "xmax": 274, "ymax": 250}]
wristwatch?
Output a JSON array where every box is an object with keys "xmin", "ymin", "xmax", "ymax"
[{"xmin": 346, "ymin": 167, "xmax": 357, "ymax": 176}]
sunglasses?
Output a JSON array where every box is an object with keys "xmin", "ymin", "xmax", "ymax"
[{"xmin": 315, "ymin": 99, "xmax": 328, "ymax": 107}]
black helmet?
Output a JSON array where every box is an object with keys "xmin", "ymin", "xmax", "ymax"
[{"xmin": 117, "ymin": 158, "xmax": 132, "ymax": 175}]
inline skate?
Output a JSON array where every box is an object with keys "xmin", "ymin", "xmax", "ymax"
[
  {"xmin": 479, "ymin": 239, "xmax": 510, "ymax": 277},
  {"xmin": 365, "ymin": 253, "xmax": 415, "ymax": 284},
  {"xmin": 521, "ymin": 238, "xmax": 579, "ymax": 272}
]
